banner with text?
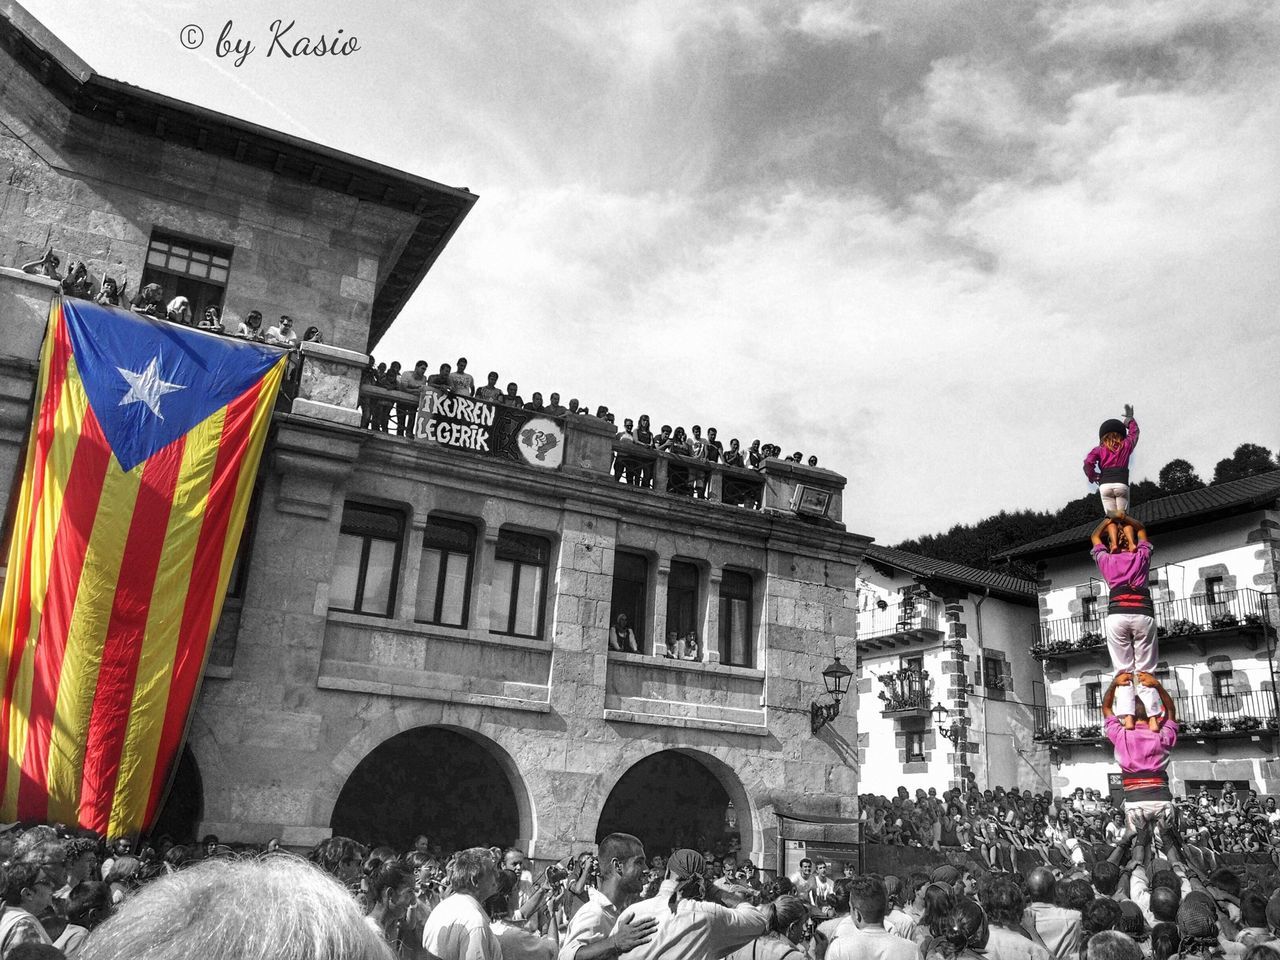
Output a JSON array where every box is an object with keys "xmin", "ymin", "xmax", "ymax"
[{"xmin": 417, "ymin": 389, "xmax": 565, "ymax": 469}]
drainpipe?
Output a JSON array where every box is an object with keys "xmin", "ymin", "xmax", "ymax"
[{"xmin": 974, "ymin": 588, "xmax": 990, "ymax": 782}]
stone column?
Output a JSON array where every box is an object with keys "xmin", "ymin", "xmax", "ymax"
[
  {"xmin": 704, "ymin": 569, "xmax": 723, "ymax": 663},
  {"xmin": 652, "ymin": 560, "xmax": 671, "ymax": 655},
  {"xmin": 294, "ymin": 340, "xmax": 370, "ymax": 427}
]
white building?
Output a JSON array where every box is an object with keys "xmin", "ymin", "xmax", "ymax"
[
  {"xmin": 1001, "ymin": 472, "xmax": 1280, "ymax": 799},
  {"xmin": 854, "ymin": 545, "xmax": 1049, "ymax": 795}
]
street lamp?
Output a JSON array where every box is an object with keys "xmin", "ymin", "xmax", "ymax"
[
  {"xmin": 932, "ymin": 702, "xmax": 969, "ymax": 746},
  {"xmin": 811, "ymin": 656, "xmax": 853, "ymax": 733}
]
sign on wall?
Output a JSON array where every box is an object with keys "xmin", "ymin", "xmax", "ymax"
[{"xmin": 417, "ymin": 389, "xmax": 564, "ymax": 469}]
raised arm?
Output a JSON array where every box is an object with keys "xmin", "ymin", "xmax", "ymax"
[
  {"xmin": 1091, "ymin": 517, "xmax": 1111, "ymax": 548},
  {"xmin": 1102, "ymin": 673, "xmax": 1130, "ymax": 719}
]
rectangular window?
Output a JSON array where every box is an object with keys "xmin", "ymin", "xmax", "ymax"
[
  {"xmin": 902, "ymin": 655, "xmax": 924, "ymax": 674},
  {"xmin": 1085, "ymin": 682, "xmax": 1102, "ymax": 709},
  {"xmin": 609, "ymin": 551, "xmax": 648, "ymax": 651},
  {"xmin": 490, "ymin": 531, "xmax": 549, "ymax": 639},
  {"xmin": 1081, "ymin": 596, "xmax": 1097, "ymax": 622},
  {"xmin": 329, "ymin": 503, "xmax": 402, "ymax": 617},
  {"xmin": 415, "ymin": 518, "xmax": 475, "ymax": 627},
  {"xmin": 984, "ymin": 656, "xmax": 1005, "ymax": 690},
  {"xmin": 906, "ymin": 732, "xmax": 926, "ymax": 762},
  {"xmin": 1205, "ymin": 576, "xmax": 1224, "ymax": 604},
  {"xmin": 1213, "ymin": 672, "xmax": 1235, "ymax": 698},
  {"xmin": 666, "ymin": 560, "xmax": 700, "ymax": 651},
  {"xmin": 141, "ymin": 230, "xmax": 233, "ymax": 322},
  {"xmin": 718, "ymin": 570, "xmax": 754, "ymax": 667}
]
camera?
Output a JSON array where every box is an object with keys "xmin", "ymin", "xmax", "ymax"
[{"xmin": 546, "ymin": 863, "xmax": 569, "ymax": 884}]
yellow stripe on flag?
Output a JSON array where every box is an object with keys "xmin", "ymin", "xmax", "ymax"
[
  {"xmin": 107, "ymin": 406, "xmax": 226, "ymax": 838},
  {"xmin": 43, "ymin": 391, "xmax": 144, "ymax": 824},
  {"xmin": 3, "ymin": 348, "xmax": 90, "ymax": 816}
]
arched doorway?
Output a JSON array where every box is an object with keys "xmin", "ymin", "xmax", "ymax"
[
  {"xmin": 150, "ymin": 745, "xmax": 203, "ymax": 842},
  {"xmin": 331, "ymin": 726, "xmax": 523, "ymax": 850},
  {"xmin": 596, "ymin": 750, "xmax": 748, "ymax": 859}
]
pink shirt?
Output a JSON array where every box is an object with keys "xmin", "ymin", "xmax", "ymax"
[
  {"xmin": 1104, "ymin": 715, "xmax": 1178, "ymax": 775},
  {"xmin": 1091, "ymin": 541, "xmax": 1152, "ymax": 590}
]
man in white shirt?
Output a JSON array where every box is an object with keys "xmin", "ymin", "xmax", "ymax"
[
  {"xmin": 1022, "ymin": 869, "xmax": 1082, "ymax": 960},
  {"xmin": 264, "ymin": 314, "xmax": 299, "ymax": 347},
  {"xmin": 811, "ymin": 861, "xmax": 835, "ymax": 906},
  {"xmin": 612, "ymin": 849, "xmax": 766, "ymax": 960},
  {"xmin": 788, "ymin": 859, "xmax": 816, "ymax": 902},
  {"xmin": 559, "ymin": 833, "xmax": 656, "ymax": 960},
  {"xmin": 825, "ymin": 876, "xmax": 916, "ymax": 960},
  {"xmin": 423, "ymin": 847, "xmax": 505, "ymax": 960}
]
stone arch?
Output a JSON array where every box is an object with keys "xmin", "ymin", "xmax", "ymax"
[
  {"xmin": 595, "ymin": 746, "xmax": 759, "ymax": 862},
  {"xmin": 316, "ymin": 706, "xmax": 536, "ymax": 851}
]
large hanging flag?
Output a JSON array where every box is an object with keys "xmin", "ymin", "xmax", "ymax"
[{"xmin": 0, "ymin": 298, "xmax": 287, "ymax": 837}]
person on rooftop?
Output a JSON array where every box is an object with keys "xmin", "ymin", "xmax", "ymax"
[{"xmin": 476, "ymin": 372, "xmax": 502, "ymax": 402}]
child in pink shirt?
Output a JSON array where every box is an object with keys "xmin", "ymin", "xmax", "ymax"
[{"xmin": 1083, "ymin": 404, "xmax": 1139, "ymax": 521}]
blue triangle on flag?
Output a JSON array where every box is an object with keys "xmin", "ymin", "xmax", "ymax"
[{"xmin": 61, "ymin": 300, "xmax": 286, "ymax": 472}]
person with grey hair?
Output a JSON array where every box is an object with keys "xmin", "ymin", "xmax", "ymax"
[
  {"xmin": 73, "ymin": 855, "xmax": 392, "ymax": 960},
  {"xmin": 1085, "ymin": 931, "xmax": 1143, "ymax": 960},
  {"xmin": 422, "ymin": 847, "xmax": 503, "ymax": 960}
]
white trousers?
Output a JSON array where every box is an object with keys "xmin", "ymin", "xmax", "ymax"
[
  {"xmin": 1125, "ymin": 799, "xmax": 1175, "ymax": 833},
  {"xmin": 1106, "ymin": 613, "xmax": 1161, "ymax": 716},
  {"xmin": 1099, "ymin": 483, "xmax": 1130, "ymax": 515}
]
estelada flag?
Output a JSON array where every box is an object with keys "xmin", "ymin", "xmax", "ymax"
[{"xmin": 0, "ymin": 298, "xmax": 286, "ymax": 837}]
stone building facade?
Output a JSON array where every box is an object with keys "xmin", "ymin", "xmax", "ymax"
[
  {"xmin": 0, "ymin": 6, "xmax": 868, "ymax": 867},
  {"xmin": 1002, "ymin": 475, "xmax": 1280, "ymax": 799}
]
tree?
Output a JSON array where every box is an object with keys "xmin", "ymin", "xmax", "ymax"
[
  {"xmin": 1158, "ymin": 459, "xmax": 1204, "ymax": 494},
  {"xmin": 1211, "ymin": 444, "xmax": 1277, "ymax": 485}
]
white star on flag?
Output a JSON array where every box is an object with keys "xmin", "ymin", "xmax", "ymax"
[{"xmin": 117, "ymin": 356, "xmax": 186, "ymax": 420}]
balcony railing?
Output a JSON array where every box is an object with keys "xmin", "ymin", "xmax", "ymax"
[
  {"xmin": 860, "ymin": 597, "xmax": 945, "ymax": 642},
  {"xmin": 1032, "ymin": 690, "xmax": 1279, "ymax": 743},
  {"xmin": 877, "ymin": 667, "xmax": 932, "ymax": 717},
  {"xmin": 1032, "ymin": 588, "xmax": 1271, "ymax": 659},
  {"xmin": 609, "ymin": 442, "xmax": 767, "ymax": 508}
]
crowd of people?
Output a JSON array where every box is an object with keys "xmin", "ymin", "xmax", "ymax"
[
  {"xmin": 859, "ymin": 785, "xmax": 1280, "ymax": 869},
  {"xmin": 357, "ymin": 354, "xmax": 820, "ymax": 491},
  {"xmin": 1, "ymin": 803, "xmax": 1278, "ymax": 960}
]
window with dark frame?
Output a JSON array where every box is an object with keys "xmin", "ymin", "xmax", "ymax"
[
  {"xmin": 905, "ymin": 731, "xmax": 926, "ymax": 762},
  {"xmin": 609, "ymin": 552, "xmax": 648, "ymax": 648},
  {"xmin": 329, "ymin": 503, "xmax": 403, "ymax": 618},
  {"xmin": 1205, "ymin": 576, "xmax": 1224, "ymax": 604},
  {"xmin": 666, "ymin": 561, "xmax": 700, "ymax": 645},
  {"xmin": 1081, "ymin": 595, "xmax": 1098, "ymax": 622},
  {"xmin": 1085, "ymin": 681, "xmax": 1102, "ymax": 710},
  {"xmin": 718, "ymin": 570, "xmax": 754, "ymax": 668},
  {"xmin": 490, "ymin": 531, "xmax": 550, "ymax": 639},
  {"xmin": 141, "ymin": 230, "xmax": 233, "ymax": 322},
  {"xmin": 983, "ymin": 655, "xmax": 1005, "ymax": 690},
  {"xmin": 1213, "ymin": 671, "xmax": 1235, "ymax": 698},
  {"xmin": 415, "ymin": 517, "xmax": 476, "ymax": 628}
]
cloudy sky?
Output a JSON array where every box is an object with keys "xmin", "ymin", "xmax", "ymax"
[{"xmin": 24, "ymin": 0, "xmax": 1280, "ymax": 544}]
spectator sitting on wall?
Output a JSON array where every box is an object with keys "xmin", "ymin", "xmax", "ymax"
[
  {"xmin": 428, "ymin": 363, "xmax": 453, "ymax": 390},
  {"xmin": 609, "ymin": 615, "xmax": 638, "ymax": 654},
  {"xmin": 265, "ymin": 315, "xmax": 299, "ymax": 347},
  {"xmin": 165, "ymin": 296, "xmax": 192, "ymax": 326},
  {"xmin": 476, "ymin": 372, "xmax": 503, "ymax": 402},
  {"xmin": 546, "ymin": 393, "xmax": 568, "ymax": 417},
  {"xmin": 235, "ymin": 309, "xmax": 264, "ymax": 340},
  {"xmin": 681, "ymin": 632, "xmax": 699, "ymax": 661},
  {"xmin": 501, "ymin": 383, "xmax": 524, "ymax": 407},
  {"xmin": 198, "ymin": 306, "xmax": 225, "ymax": 333},
  {"xmin": 450, "ymin": 358, "xmax": 475, "ymax": 396},
  {"xmin": 525, "ymin": 392, "xmax": 546, "ymax": 413},
  {"xmin": 96, "ymin": 276, "xmax": 123, "ymax": 307},
  {"xmin": 118, "ymin": 289, "xmax": 157, "ymax": 324}
]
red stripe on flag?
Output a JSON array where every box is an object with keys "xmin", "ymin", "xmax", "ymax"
[
  {"xmin": 143, "ymin": 379, "xmax": 265, "ymax": 826},
  {"xmin": 0, "ymin": 311, "xmax": 72, "ymax": 793},
  {"xmin": 78, "ymin": 436, "xmax": 186, "ymax": 835},
  {"xmin": 15, "ymin": 413, "xmax": 113, "ymax": 821}
]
